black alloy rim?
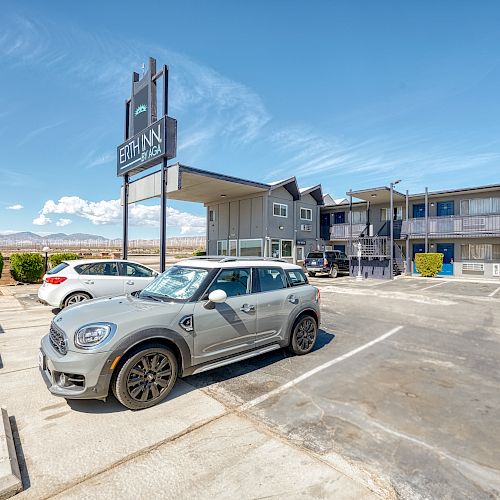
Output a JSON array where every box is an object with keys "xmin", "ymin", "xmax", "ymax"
[
  {"xmin": 296, "ymin": 318, "xmax": 316, "ymax": 351},
  {"xmin": 126, "ymin": 352, "xmax": 172, "ymax": 402}
]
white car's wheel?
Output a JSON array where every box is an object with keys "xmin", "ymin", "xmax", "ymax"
[{"xmin": 63, "ymin": 292, "xmax": 91, "ymax": 308}]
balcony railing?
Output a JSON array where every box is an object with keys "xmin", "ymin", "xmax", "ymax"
[
  {"xmin": 330, "ymin": 223, "xmax": 367, "ymax": 239},
  {"xmin": 401, "ymin": 214, "xmax": 500, "ymax": 237}
]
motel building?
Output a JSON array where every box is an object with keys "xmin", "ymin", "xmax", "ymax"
[{"xmin": 125, "ymin": 163, "xmax": 500, "ymax": 279}]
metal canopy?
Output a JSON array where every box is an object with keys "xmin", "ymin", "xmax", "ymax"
[
  {"xmin": 348, "ymin": 186, "xmax": 405, "ymax": 204},
  {"xmin": 126, "ymin": 163, "xmax": 270, "ymax": 205}
]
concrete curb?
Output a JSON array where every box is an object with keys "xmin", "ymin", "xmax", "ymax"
[{"xmin": 0, "ymin": 408, "xmax": 22, "ymax": 500}]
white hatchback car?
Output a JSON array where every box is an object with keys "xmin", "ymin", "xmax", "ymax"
[{"xmin": 38, "ymin": 259, "xmax": 158, "ymax": 309}]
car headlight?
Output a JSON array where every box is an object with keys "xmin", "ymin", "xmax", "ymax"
[{"xmin": 74, "ymin": 322, "xmax": 116, "ymax": 349}]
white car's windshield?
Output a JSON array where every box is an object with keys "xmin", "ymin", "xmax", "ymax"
[{"xmin": 139, "ymin": 266, "xmax": 208, "ymax": 301}]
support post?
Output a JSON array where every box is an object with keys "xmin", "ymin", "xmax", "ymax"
[
  {"xmin": 405, "ymin": 189, "xmax": 410, "ymax": 275},
  {"xmin": 424, "ymin": 186, "xmax": 429, "ymax": 252},
  {"xmin": 159, "ymin": 158, "xmax": 168, "ymax": 272},
  {"xmin": 348, "ymin": 189, "xmax": 353, "ymax": 256},
  {"xmin": 390, "ymin": 183, "xmax": 394, "ymax": 279},
  {"xmin": 122, "ymin": 174, "xmax": 129, "ymax": 259}
]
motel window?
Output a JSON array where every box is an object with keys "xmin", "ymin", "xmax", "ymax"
[
  {"xmin": 281, "ymin": 240, "xmax": 293, "ymax": 258},
  {"xmin": 271, "ymin": 239, "xmax": 280, "ymax": 258},
  {"xmin": 350, "ymin": 210, "xmax": 367, "ymax": 224},
  {"xmin": 460, "ymin": 197, "xmax": 500, "ymax": 216},
  {"xmin": 460, "ymin": 244, "xmax": 500, "ymax": 261},
  {"xmin": 381, "ymin": 206, "xmax": 403, "ymax": 221},
  {"xmin": 209, "ymin": 210, "xmax": 216, "ymax": 222},
  {"xmin": 273, "ymin": 203, "xmax": 288, "ymax": 218},
  {"xmin": 229, "ymin": 240, "xmax": 237, "ymax": 256},
  {"xmin": 239, "ymin": 239, "xmax": 263, "ymax": 257},
  {"xmin": 300, "ymin": 207, "xmax": 312, "ymax": 220},
  {"xmin": 217, "ymin": 240, "xmax": 228, "ymax": 256}
]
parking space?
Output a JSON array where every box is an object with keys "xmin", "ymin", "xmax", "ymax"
[{"xmin": 1, "ymin": 277, "xmax": 499, "ymax": 499}]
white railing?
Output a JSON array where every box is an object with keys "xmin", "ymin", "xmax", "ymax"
[
  {"xmin": 330, "ymin": 223, "xmax": 367, "ymax": 239},
  {"xmin": 401, "ymin": 214, "xmax": 500, "ymax": 236}
]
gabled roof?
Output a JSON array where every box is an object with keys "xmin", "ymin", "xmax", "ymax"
[
  {"xmin": 269, "ymin": 176, "xmax": 300, "ymax": 200},
  {"xmin": 299, "ymin": 185, "xmax": 324, "ymax": 205}
]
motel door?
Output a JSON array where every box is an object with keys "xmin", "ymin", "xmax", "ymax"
[{"xmin": 436, "ymin": 243, "xmax": 454, "ymax": 276}]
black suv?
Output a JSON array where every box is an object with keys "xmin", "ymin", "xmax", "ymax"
[{"xmin": 305, "ymin": 251, "xmax": 349, "ymax": 278}]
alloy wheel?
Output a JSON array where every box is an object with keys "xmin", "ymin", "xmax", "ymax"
[{"xmin": 295, "ymin": 317, "xmax": 316, "ymax": 351}]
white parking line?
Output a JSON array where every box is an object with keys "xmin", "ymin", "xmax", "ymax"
[
  {"xmin": 420, "ymin": 281, "xmax": 448, "ymax": 291},
  {"xmin": 239, "ymin": 325, "xmax": 404, "ymax": 411},
  {"xmin": 488, "ymin": 285, "xmax": 500, "ymax": 297}
]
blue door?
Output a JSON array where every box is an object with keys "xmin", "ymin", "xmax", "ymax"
[
  {"xmin": 320, "ymin": 213, "xmax": 330, "ymax": 240},
  {"xmin": 412, "ymin": 243, "xmax": 425, "ymax": 273},
  {"xmin": 436, "ymin": 243, "xmax": 454, "ymax": 275},
  {"xmin": 437, "ymin": 201, "xmax": 454, "ymax": 217},
  {"xmin": 334, "ymin": 212, "xmax": 345, "ymax": 224},
  {"xmin": 413, "ymin": 203, "xmax": 425, "ymax": 218}
]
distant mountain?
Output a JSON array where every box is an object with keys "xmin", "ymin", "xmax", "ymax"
[{"xmin": 0, "ymin": 232, "xmax": 109, "ymax": 242}]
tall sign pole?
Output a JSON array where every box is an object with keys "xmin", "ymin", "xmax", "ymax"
[
  {"xmin": 159, "ymin": 65, "xmax": 169, "ymax": 273},
  {"xmin": 117, "ymin": 58, "xmax": 177, "ymax": 269}
]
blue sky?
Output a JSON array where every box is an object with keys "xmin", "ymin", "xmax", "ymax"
[{"xmin": 1, "ymin": 1, "xmax": 500, "ymax": 238}]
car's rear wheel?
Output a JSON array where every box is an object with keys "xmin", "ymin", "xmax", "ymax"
[
  {"xmin": 288, "ymin": 315, "xmax": 317, "ymax": 355},
  {"xmin": 329, "ymin": 265, "xmax": 339, "ymax": 278},
  {"xmin": 308, "ymin": 271, "xmax": 316, "ymax": 277},
  {"xmin": 63, "ymin": 292, "xmax": 91, "ymax": 308},
  {"xmin": 113, "ymin": 343, "xmax": 178, "ymax": 410}
]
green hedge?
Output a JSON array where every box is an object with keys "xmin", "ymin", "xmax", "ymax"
[
  {"xmin": 48, "ymin": 252, "xmax": 80, "ymax": 268},
  {"xmin": 192, "ymin": 250, "xmax": 206, "ymax": 256},
  {"xmin": 415, "ymin": 253, "xmax": 443, "ymax": 277},
  {"xmin": 0, "ymin": 253, "xmax": 3, "ymax": 277},
  {"xmin": 10, "ymin": 252, "xmax": 45, "ymax": 283}
]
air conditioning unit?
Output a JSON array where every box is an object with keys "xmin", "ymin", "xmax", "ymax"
[
  {"xmin": 301, "ymin": 224, "xmax": 312, "ymax": 231},
  {"xmin": 493, "ymin": 263, "xmax": 500, "ymax": 277}
]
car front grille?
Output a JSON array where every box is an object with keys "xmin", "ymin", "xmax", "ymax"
[{"xmin": 49, "ymin": 323, "xmax": 68, "ymax": 355}]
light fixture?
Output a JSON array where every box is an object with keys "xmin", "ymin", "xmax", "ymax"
[
  {"xmin": 279, "ymin": 225, "xmax": 284, "ymax": 230},
  {"xmin": 371, "ymin": 194, "xmax": 377, "ymax": 198},
  {"xmin": 220, "ymin": 194, "xmax": 227, "ymax": 197}
]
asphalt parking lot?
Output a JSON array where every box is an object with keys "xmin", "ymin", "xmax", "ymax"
[{"xmin": 1, "ymin": 276, "xmax": 499, "ymax": 499}]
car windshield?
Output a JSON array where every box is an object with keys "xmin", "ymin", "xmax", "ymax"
[
  {"xmin": 139, "ymin": 266, "xmax": 208, "ymax": 301},
  {"xmin": 307, "ymin": 253, "xmax": 324, "ymax": 259}
]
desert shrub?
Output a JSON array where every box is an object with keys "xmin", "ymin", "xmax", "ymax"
[
  {"xmin": 415, "ymin": 253, "xmax": 443, "ymax": 277},
  {"xmin": 0, "ymin": 253, "xmax": 3, "ymax": 276},
  {"xmin": 48, "ymin": 252, "xmax": 79, "ymax": 268},
  {"xmin": 10, "ymin": 253, "xmax": 44, "ymax": 283},
  {"xmin": 192, "ymin": 250, "xmax": 206, "ymax": 256}
]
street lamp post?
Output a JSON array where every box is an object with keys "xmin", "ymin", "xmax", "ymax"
[
  {"xmin": 389, "ymin": 180, "xmax": 401, "ymax": 280},
  {"xmin": 42, "ymin": 246, "xmax": 50, "ymax": 274},
  {"xmin": 356, "ymin": 241, "xmax": 363, "ymax": 280}
]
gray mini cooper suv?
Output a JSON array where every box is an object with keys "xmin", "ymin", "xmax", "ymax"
[{"xmin": 39, "ymin": 257, "xmax": 321, "ymax": 410}]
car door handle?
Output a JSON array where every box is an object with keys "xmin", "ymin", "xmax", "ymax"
[
  {"xmin": 83, "ymin": 280, "xmax": 94, "ymax": 285},
  {"xmin": 240, "ymin": 304, "xmax": 255, "ymax": 313},
  {"xmin": 287, "ymin": 294, "xmax": 299, "ymax": 305},
  {"xmin": 126, "ymin": 280, "xmax": 134, "ymax": 285}
]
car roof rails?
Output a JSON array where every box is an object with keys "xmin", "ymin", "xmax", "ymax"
[{"xmin": 187, "ymin": 256, "xmax": 288, "ymax": 263}]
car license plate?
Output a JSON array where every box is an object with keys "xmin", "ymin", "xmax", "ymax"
[
  {"xmin": 311, "ymin": 260, "xmax": 317, "ymax": 265},
  {"xmin": 38, "ymin": 350, "xmax": 46, "ymax": 370}
]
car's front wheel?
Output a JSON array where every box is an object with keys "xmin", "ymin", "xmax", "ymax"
[
  {"xmin": 288, "ymin": 315, "xmax": 318, "ymax": 355},
  {"xmin": 113, "ymin": 343, "xmax": 178, "ymax": 410}
]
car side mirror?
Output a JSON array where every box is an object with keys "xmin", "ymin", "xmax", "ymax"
[
  {"xmin": 204, "ymin": 289, "xmax": 227, "ymax": 309},
  {"xmin": 153, "ymin": 271, "xmax": 159, "ymax": 277}
]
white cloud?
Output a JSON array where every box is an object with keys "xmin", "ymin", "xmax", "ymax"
[
  {"xmin": 33, "ymin": 213, "xmax": 51, "ymax": 225},
  {"xmin": 7, "ymin": 204, "xmax": 23, "ymax": 210},
  {"xmin": 33, "ymin": 196, "xmax": 206, "ymax": 234},
  {"xmin": 55, "ymin": 218, "xmax": 72, "ymax": 227}
]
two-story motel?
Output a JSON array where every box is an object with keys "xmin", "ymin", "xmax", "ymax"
[{"xmin": 125, "ymin": 163, "xmax": 500, "ymax": 279}]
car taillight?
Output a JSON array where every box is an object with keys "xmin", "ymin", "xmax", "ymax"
[
  {"xmin": 45, "ymin": 276, "xmax": 67, "ymax": 285},
  {"xmin": 315, "ymin": 287, "xmax": 321, "ymax": 302}
]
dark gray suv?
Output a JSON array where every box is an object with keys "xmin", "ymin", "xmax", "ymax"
[{"xmin": 39, "ymin": 258, "xmax": 321, "ymax": 410}]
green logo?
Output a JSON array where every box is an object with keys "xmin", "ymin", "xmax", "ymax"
[{"xmin": 134, "ymin": 104, "xmax": 147, "ymax": 116}]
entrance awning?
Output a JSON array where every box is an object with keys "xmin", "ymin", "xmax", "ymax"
[
  {"xmin": 125, "ymin": 163, "xmax": 270, "ymax": 205},
  {"xmin": 347, "ymin": 186, "xmax": 405, "ymax": 204}
]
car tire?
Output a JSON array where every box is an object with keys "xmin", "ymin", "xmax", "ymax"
[
  {"xmin": 308, "ymin": 271, "xmax": 316, "ymax": 277},
  {"xmin": 288, "ymin": 315, "xmax": 318, "ymax": 355},
  {"xmin": 113, "ymin": 343, "xmax": 178, "ymax": 410},
  {"xmin": 63, "ymin": 291, "xmax": 91, "ymax": 308},
  {"xmin": 329, "ymin": 265, "xmax": 339, "ymax": 278}
]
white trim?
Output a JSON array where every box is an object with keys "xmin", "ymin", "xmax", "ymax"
[{"xmin": 273, "ymin": 202, "xmax": 288, "ymax": 218}]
